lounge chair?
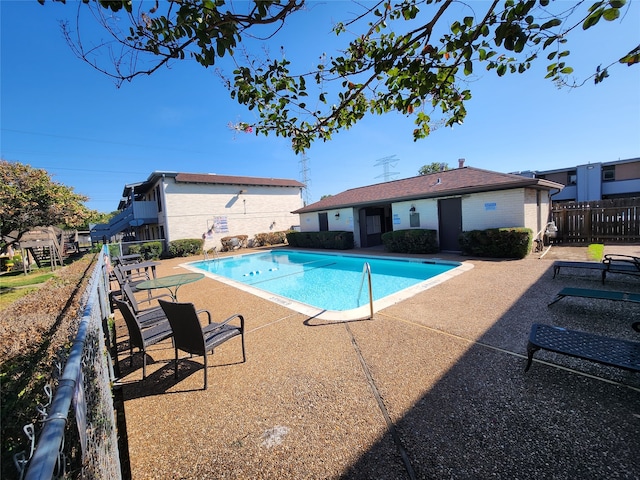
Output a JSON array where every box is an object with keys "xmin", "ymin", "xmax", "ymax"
[
  {"xmin": 552, "ymin": 261, "xmax": 607, "ymax": 283},
  {"xmin": 525, "ymin": 323, "xmax": 640, "ymax": 372},
  {"xmin": 114, "ymin": 298, "xmax": 174, "ymax": 379},
  {"xmin": 548, "ymin": 287, "xmax": 640, "ymax": 306},
  {"xmin": 158, "ymin": 299, "xmax": 246, "ymax": 390},
  {"xmin": 603, "ymin": 254, "xmax": 640, "ymax": 280},
  {"xmin": 552, "ymin": 254, "xmax": 640, "ymax": 283}
]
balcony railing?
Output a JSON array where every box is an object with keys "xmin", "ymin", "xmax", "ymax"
[{"xmin": 90, "ymin": 201, "xmax": 158, "ymax": 242}]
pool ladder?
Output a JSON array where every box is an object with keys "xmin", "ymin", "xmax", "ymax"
[
  {"xmin": 204, "ymin": 247, "xmax": 219, "ymax": 261},
  {"xmin": 357, "ymin": 262, "xmax": 374, "ymax": 319}
]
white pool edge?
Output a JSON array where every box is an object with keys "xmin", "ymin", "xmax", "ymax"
[{"xmin": 181, "ymin": 251, "xmax": 474, "ymax": 322}]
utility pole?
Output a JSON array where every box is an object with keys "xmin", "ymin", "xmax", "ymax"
[
  {"xmin": 299, "ymin": 153, "xmax": 311, "ymax": 205},
  {"xmin": 374, "ymin": 155, "xmax": 400, "ymax": 182}
]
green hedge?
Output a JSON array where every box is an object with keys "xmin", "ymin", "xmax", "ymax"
[
  {"xmin": 168, "ymin": 238, "xmax": 203, "ymax": 257},
  {"xmin": 459, "ymin": 228, "xmax": 532, "ymax": 259},
  {"xmin": 128, "ymin": 241, "xmax": 163, "ymax": 260},
  {"xmin": 381, "ymin": 229, "xmax": 439, "ymax": 253},
  {"xmin": 285, "ymin": 231, "xmax": 354, "ymax": 249}
]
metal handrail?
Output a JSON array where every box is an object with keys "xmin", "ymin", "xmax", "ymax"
[
  {"xmin": 357, "ymin": 262, "xmax": 374, "ymax": 319},
  {"xmin": 204, "ymin": 246, "xmax": 219, "ymax": 261}
]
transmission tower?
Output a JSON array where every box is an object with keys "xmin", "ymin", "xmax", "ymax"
[
  {"xmin": 374, "ymin": 155, "xmax": 400, "ymax": 182},
  {"xmin": 299, "ymin": 153, "xmax": 311, "ymax": 205}
]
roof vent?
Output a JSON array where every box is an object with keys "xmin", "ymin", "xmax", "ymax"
[{"xmin": 436, "ymin": 178, "xmax": 442, "ymax": 185}]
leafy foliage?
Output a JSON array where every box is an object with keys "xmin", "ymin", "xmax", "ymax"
[
  {"xmin": 127, "ymin": 241, "xmax": 163, "ymax": 259},
  {"xmin": 167, "ymin": 238, "xmax": 203, "ymax": 257},
  {"xmin": 1, "ymin": 256, "xmax": 94, "ymax": 478},
  {"xmin": 418, "ymin": 162, "xmax": 449, "ymax": 175},
  {"xmin": 381, "ymin": 229, "xmax": 439, "ymax": 253},
  {"xmin": 48, "ymin": 0, "xmax": 638, "ymax": 152},
  {"xmin": 459, "ymin": 227, "xmax": 532, "ymax": 258},
  {"xmin": 286, "ymin": 231, "xmax": 354, "ymax": 249},
  {"xmin": 0, "ymin": 160, "xmax": 93, "ymax": 251}
]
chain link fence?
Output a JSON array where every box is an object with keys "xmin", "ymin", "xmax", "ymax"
[{"xmin": 17, "ymin": 247, "xmax": 122, "ymax": 479}]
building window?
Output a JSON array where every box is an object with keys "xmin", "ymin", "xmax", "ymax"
[
  {"xmin": 567, "ymin": 171, "xmax": 577, "ymax": 185},
  {"xmin": 602, "ymin": 166, "xmax": 615, "ymax": 182},
  {"xmin": 155, "ymin": 185, "xmax": 162, "ymax": 212},
  {"xmin": 410, "ymin": 212, "xmax": 421, "ymax": 228}
]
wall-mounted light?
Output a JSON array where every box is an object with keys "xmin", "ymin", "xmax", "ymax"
[
  {"xmin": 335, "ymin": 212, "xmax": 340, "ymax": 218},
  {"xmin": 238, "ymin": 189, "xmax": 247, "ymax": 195},
  {"xmin": 409, "ymin": 205, "xmax": 416, "ymax": 213}
]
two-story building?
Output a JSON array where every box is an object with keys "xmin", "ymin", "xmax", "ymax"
[
  {"xmin": 515, "ymin": 157, "xmax": 640, "ymax": 203},
  {"xmin": 91, "ymin": 171, "xmax": 305, "ymax": 249}
]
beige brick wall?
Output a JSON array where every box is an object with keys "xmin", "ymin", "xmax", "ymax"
[
  {"xmin": 159, "ymin": 180, "xmax": 302, "ymax": 248},
  {"xmin": 391, "ymin": 200, "xmax": 439, "ymax": 230},
  {"xmin": 462, "ymin": 189, "xmax": 526, "ymax": 231}
]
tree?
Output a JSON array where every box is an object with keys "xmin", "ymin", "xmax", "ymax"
[
  {"xmin": 419, "ymin": 162, "xmax": 449, "ymax": 175},
  {"xmin": 49, "ymin": 0, "xmax": 639, "ymax": 153},
  {"xmin": 0, "ymin": 160, "xmax": 94, "ymax": 251}
]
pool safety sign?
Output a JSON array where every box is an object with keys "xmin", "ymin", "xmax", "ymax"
[{"xmin": 211, "ymin": 216, "xmax": 229, "ymax": 233}]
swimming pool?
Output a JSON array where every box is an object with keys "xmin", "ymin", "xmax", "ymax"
[{"xmin": 186, "ymin": 250, "xmax": 472, "ymax": 320}]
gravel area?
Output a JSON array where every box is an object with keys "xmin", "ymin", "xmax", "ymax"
[{"xmin": 115, "ymin": 245, "xmax": 640, "ymax": 479}]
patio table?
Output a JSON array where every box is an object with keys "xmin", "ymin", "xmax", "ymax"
[
  {"xmin": 118, "ymin": 260, "xmax": 160, "ymax": 280},
  {"xmin": 135, "ymin": 273, "xmax": 204, "ymax": 301}
]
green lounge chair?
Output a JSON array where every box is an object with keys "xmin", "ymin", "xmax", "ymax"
[
  {"xmin": 525, "ymin": 323, "xmax": 640, "ymax": 372},
  {"xmin": 548, "ymin": 287, "xmax": 640, "ymax": 306},
  {"xmin": 552, "ymin": 254, "xmax": 640, "ymax": 284},
  {"xmin": 552, "ymin": 261, "xmax": 607, "ymax": 283},
  {"xmin": 602, "ymin": 254, "xmax": 640, "ymax": 280}
]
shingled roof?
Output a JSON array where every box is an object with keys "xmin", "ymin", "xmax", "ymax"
[
  {"xmin": 123, "ymin": 171, "xmax": 305, "ymax": 199},
  {"xmin": 173, "ymin": 172, "xmax": 305, "ymax": 188},
  {"xmin": 294, "ymin": 167, "xmax": 563, "ymax": 214}
]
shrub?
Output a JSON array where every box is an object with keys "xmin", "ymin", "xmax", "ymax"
[
  {"xmin": 381, "ymin": 229, "xmax": 439, "ymax": 254},
  {"xmin": 137, "ymin": 241, "xmax": 163, "ymax": 260},
  {"xmin": 253, "ymin": 231, "xmax": 288, "ymax": 247},
  {"xmin": 108, "ymin": 243, "xmax": 121, "ymax": 259},
  {"xmin": 168, "ymin": 238, "xmax": 203, "ymax": 257},
  {"xmin": 285, "ymin": 231, "xmax": 354, "ymax": 249},
  {"xmin": 459, "ymin": 227, "xmax": 532, "ymax": 259}
]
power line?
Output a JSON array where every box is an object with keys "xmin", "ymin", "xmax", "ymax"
[{"xmin": 1, "ymin": 128, "xmax": 210, "ymax": 154}]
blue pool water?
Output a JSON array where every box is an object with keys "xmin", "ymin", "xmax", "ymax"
[{"xmin": 188, "ymin": 250, "xmax": 463, "ymax": 317}]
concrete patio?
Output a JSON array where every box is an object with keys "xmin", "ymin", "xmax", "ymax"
[{"xmin": 113, "ymin": 245, "xmax": 640, "ymax": 479}]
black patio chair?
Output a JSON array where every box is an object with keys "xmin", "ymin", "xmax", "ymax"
[
  {"xmin": 158, "ymin": 299, "xmax": 246, "ymax": 390},
  {"xmin": 114, "ymin": 298, "xmax": 173, "ymax": 379},
  {"xmin": 121, "ymin": 282, "xmax": 171, "ymax": 326}
]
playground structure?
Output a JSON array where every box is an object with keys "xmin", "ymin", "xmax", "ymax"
[{"xmin": 3, "ymin": 227, "xmax": 91, "ymax": 273}]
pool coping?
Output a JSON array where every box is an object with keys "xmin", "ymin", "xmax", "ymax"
[{"xmin": 181, "ymin": 249, "xmax": 474, "ymax": 321}]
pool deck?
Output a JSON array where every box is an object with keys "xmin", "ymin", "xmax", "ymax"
[{"xmin": 114, "ymin": 244, "xmax": 640, "ymax": 479}]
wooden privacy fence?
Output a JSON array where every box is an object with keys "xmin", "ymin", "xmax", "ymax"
[{"xmin": 550, "ymin": 198, "xmax": 640, "ymax": 244}]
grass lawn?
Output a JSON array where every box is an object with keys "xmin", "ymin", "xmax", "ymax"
[{"xmin": 0, "ymin": 271, "xmax": 56, "ymax": 311}]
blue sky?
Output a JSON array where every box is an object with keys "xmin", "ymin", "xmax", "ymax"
[{"xmin": 1, "ymin": 0, "xmax": 639, "ymax": 213}]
